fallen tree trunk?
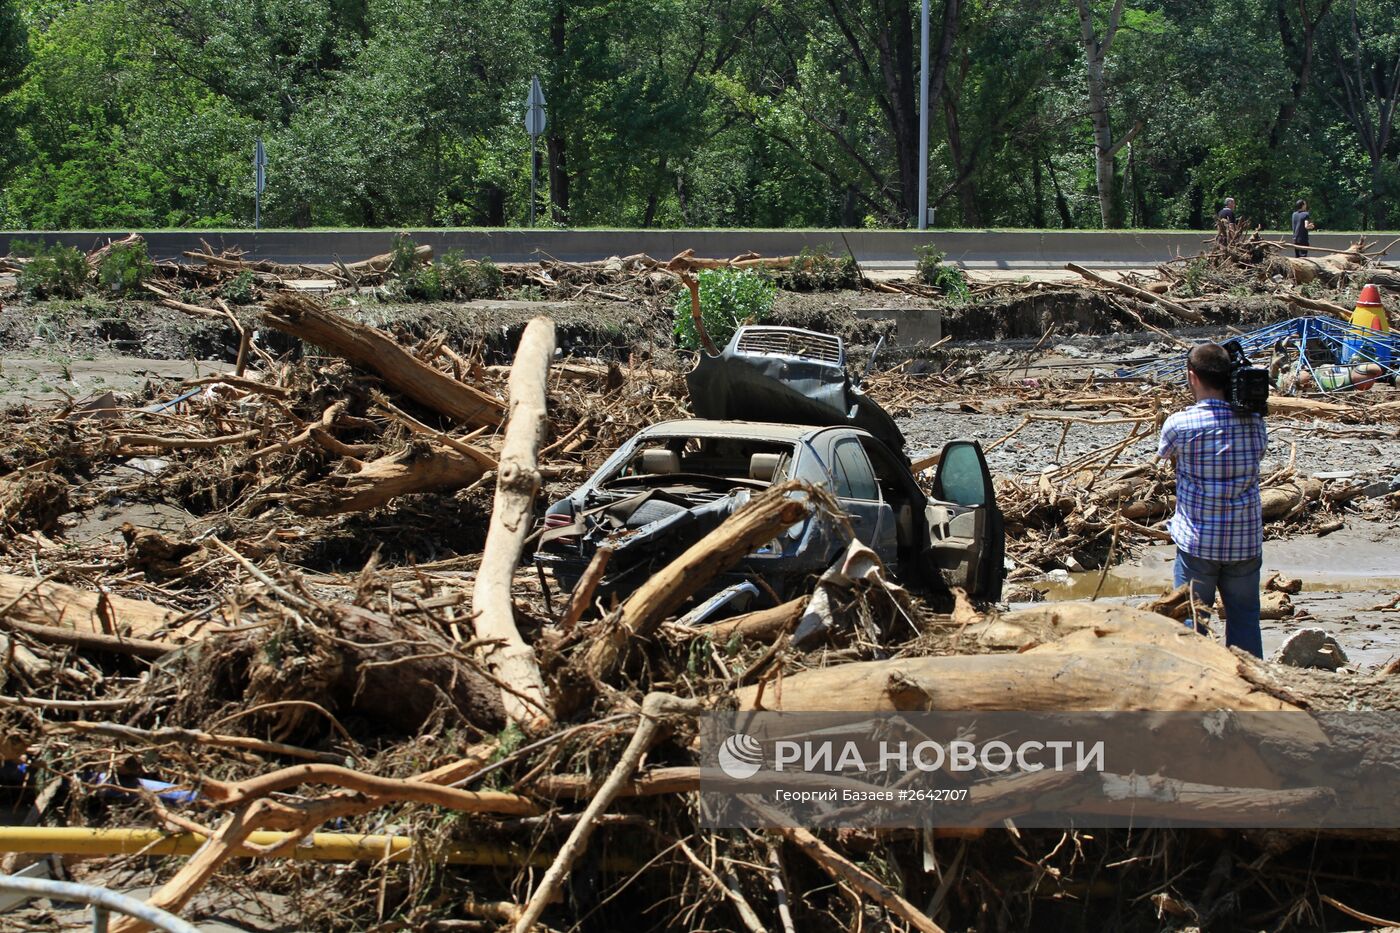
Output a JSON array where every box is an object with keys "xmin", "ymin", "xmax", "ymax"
[
  {"xmin": 262, "ymin": 293, "xmax": 504, "ymax": 427},
  {"xmin": 1319, "ymin": 244, "xmax": 1367, "ymax": 274},
  {"xmin": 472, "ymin": 318, "xmax": 555, "ymax": 734},
  {"xmin": 343, "ymin": 243, "xmax": 432, "ymax": 276},
  {"xmin": 1067, "ymin": 263, "xmax": 1205, "ymax": 323},
  {"xmin": 0, "ymin": 573, "xmax": 185, "ymax": 642},
  {"xmin": 684, "ymin": 597, "xmax": 806, "ymax": 644},
  {"xmin": 290, "ymin": 440, "xmax": 493, "ymax": 515},
  {"xmin": 1274, "ymin": 256, "xmax": 1325, "ymax": 285},
  {"xmin": 1267, "ymin": 395, "xmax": 1352, "ymax": 419},
  {"xmin": 737, "ymin": 605, "xmax": 1301, "ymax": 713},
  {"xmin": 1280, "ymin": 293, "xmax": 1352, "ymax": 319},
  {"xmin": 1261, "ymin": 478, "xmax": 1322, "ymax": 522},
  {"xmin": 582, "ymin": 483, "xmax": 812, "ymax": 684}
]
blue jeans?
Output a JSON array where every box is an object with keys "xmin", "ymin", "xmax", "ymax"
[{"xmin": 1173, "ymin": 550, "xmax": 1263, "ymax": 657}]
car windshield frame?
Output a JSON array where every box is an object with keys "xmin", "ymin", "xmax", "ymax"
[{"xmin": 593, "ymin": 430, "xmax": 802, "ymax": 491}]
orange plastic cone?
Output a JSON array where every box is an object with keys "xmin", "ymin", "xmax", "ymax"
[{"xmin": 1351, "ymin": 283, "xmax": 1389, "ymax": 333}]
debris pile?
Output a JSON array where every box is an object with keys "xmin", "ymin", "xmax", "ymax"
[
  {"xmin": 0, "ymin": 234, "xmax": 971, "ymax": 312},
  {"xmin": 1066, "ymin": 230, "xmax": 1400, "ymax": 328},
  {"xmin": 3, "ymin": 266, "xmax": 1400, "ymax": 930}
]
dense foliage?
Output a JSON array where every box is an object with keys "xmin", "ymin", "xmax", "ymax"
[
  {"xmin": 0, "ymin": 0, "xmax": 1396, "ymax": 230},
  {"xmin": 673, "ymin": 268, "xmax": 776, "ymax": 350}
]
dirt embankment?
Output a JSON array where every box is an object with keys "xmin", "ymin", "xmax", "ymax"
[{"xmin": 1, "ymin": 286, "xmax": 1301, "ymax": 376}]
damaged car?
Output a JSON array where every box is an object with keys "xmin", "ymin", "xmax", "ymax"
[{"xmin": 533, "ymin": 325, "xmax": 1004, "ymax": 622}]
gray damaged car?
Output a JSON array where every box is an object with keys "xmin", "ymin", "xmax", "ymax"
[{"xmin": 533, "ymin": 325, "xmax": 1004, "ymax": 621}]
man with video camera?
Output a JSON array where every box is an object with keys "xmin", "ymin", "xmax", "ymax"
[{"xmin": 1158, "ymin": 343, "xmax": 1269, "ymax": 656}]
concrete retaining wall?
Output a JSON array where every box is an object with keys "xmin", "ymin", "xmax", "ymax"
[{"xmin": 0, "ymin": 229, "xmax": 1386, "ymax": 268}]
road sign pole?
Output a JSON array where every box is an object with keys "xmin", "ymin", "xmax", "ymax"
[
  {"xmin": 917, "ymin": 0, "xmax": 929, "ymax": 231},
  {"xmin": 524, "ymin": 75, "xmax": 548, "ymax": 229},
  {"xmin": 253, "ymin": 137, "xmax": 267, "ymax": 231}
]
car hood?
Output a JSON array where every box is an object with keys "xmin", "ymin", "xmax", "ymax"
[{"xmin": 685, "ymin": 326, "xmax": 906, "ymax": 454}]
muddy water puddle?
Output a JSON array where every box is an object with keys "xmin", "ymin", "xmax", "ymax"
[
  {"xmin": 1036, "ymin": 521, "xmax": 1400, "ymax": 600},
  {"xmin": 1025, "ymin": 521, "xmax": 1400, "ymax": 669},
  {"xmin": 1038, "ymin": 569, "xmax": 1400, "ymax": 602}
]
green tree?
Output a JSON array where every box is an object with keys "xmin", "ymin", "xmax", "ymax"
[
  {"xmin": 1316, "ymin": 0, "xmax": 1400, "ymax": 228},
  {"xmin": 0, "ymin": 0, "xmax": 32, "ymax": 185}
]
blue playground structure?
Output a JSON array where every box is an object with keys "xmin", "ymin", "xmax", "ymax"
[{"xmin": 1121, "ymin": 316, "xmax": 1400, "ymax": 393}]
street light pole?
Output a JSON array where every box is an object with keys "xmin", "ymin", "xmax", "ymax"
[{"xmin": 917, "ymin": 0, "xmax": 930, "ymax": 230}]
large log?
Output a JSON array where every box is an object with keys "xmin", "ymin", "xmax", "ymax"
[
  {"xmin": 582, "ymin": 483, "xmax": 811, "ymax": 684},
  {"xmin": 1066, "ymin": 263, "xmax": 1205, "ymax": 323},
  {"xmin": 1280, "ymin": 293, "xmax": 1352, "ymax": 319},
  {"xmin": 262, "ymin": 293, "xmax": 504, "ymax": 427},
  {"xmin": 737, "ymin": 605, "xmax": 1301, "ymax": 713},
  {"xmin": 472, "ymin": 318, "xmax": 555, "ymax": 733},
  {"xmin": 0, "ymin": 573, "xmax": 184, "ymax": 642},
  {"xmin": 290, "ymin": 440, "xmax": 493, "ymax": 515},
  {"xmin": 1267, "ymin": 395, "xmax": 1352, "ymax": 418},
  {"xmin": 1276, "ymin": 256, "xmax": 1323, "ymax": 284},
  {"xmin": 343, "ymin": 243, "xmax": 432, "ymax": 276},
  {"xmin": 1261, "ymin": 478, "xmax": 1322, "ymax": 522},
  {"xmin": 683, "ymin": 597, "xmax": 806, "ymax": 644}
]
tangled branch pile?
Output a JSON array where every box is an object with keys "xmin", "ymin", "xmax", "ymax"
[
  {"xmin": 3, "ymin": 285, "xmax": 1400, "ymax": 930},
  {"xmin": 1061, "ymin": 231, "xmax": 1400, "ymax": 332}
]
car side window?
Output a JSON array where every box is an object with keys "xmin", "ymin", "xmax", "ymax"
[
  {"xmin": 832, "ymin": 438, "xmax": 879, "ymax": 501},
  {"xmin": 935, "ymin": 442, "xmax": 988, "ymax": 506}
]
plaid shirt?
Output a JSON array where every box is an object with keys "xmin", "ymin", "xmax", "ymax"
[{"xmin": 1158, "ymin": 399, "xmax": 1267, "ymax": 561}]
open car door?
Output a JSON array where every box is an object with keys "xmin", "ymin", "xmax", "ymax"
[{"xmin": 922, "ymin": 440, "xmax": 1005, "ymax": 601}]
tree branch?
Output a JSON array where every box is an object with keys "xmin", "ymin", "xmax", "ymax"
[{"xmin": 1105, "ymin": 119, "xmax": 1144, "ymax": 157}]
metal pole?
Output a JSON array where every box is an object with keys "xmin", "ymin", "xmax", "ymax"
[
  {"xmin": 916, "ymin": 0, "xmax": 930, "ymax": 230},
  {"xmin": 528, "ymin": 136, "xmax": 537, "ymax": 228},
  {"xmin": 0, "ymin": 874, "xmax": 200, "ymax": 933},
  {"xmin": 254, "ymin": 137, "xmax": 263, "ymax": 231}
]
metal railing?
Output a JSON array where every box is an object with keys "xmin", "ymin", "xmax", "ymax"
[{"xmin": 0, "ymin": 873, "xmax": 200, "ymax": 933}]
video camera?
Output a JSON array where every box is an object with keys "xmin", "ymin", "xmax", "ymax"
[{"xmin": 1222, "ymin": 339, "xmax": 1270, "ymax": 416}]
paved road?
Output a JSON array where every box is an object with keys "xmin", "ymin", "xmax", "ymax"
[{"xmin": 4, "ymin": 229, "xmax": 1395, "ymax": 269}]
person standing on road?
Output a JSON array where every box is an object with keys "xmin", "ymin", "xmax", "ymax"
[
  {"xmin": 1216, "ymin": 197, "xmax": 1237, "ymax": 245},
  {"xmin": 1291, "ymin": 199, "xmax": 1315, "ymax": 257},
  {"xmin": 1217, "ymin": 197, "xmax": 1237, "ymax": 226},
  {"xmin": 1158, "ymin": 343, "xmax": 1268, "ymax": 657}
]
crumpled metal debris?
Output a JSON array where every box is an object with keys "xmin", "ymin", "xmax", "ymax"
[{"xmin": 792, "ymin": 539, "xmax": 919, "ymax": 648}]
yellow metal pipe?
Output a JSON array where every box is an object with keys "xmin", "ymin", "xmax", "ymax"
[{"xmin": 0, "ymin": 827, "xmax": 556, "ymax": 867}]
